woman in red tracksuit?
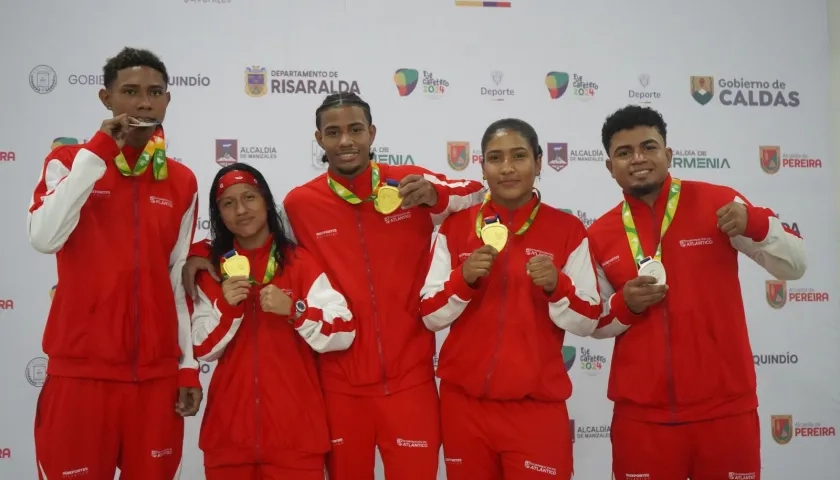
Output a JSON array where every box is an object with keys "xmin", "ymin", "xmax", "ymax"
[
  {"xmin": 419, "ymin": 118, "xmax": 602, "ymax": 480},
  {"xmin": 190, "ymin": 163, "xmax": 356, "ymax": 480}
]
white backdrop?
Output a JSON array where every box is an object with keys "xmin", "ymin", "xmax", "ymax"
[{"xmin": 1, "ymin": 0, "xmax": 839, "ymax": 479}]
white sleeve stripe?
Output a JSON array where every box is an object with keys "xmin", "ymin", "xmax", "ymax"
[
  {"xmin": 172, "ymin": 193, "xmax": 198, "ymax": 370},
  {"xmin": 191, "ymin": 289, "xmax": 244, "ymax": 362},
  {"xmin": 425, "ymin": 175, "xmax": 487, "ymax": 225},
  {"xmin": 27, "ymin": 151, "xmax": 107, "ymax": 254},
  {"xmin": 420, "ymin": 233, "xmax": 470, "ymax": 331},
  {"xmin": 549, "ymin": 237, "xmax": 600, "ymax": 337},
  {"xmin": 592, "ymin": 267, "xmax": 631, "ymax": 340},
  {"xmin": 295, "ymin": 273, "xmax": 355, "ymax": 353}
]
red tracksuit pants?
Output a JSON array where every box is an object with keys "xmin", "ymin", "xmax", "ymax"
[
  {"xmin": 204, "ymin": 452, "xmax": 326, "ymax": 480},
  {"xmin": 35, "ymin": 375, "xmax": 183, "ymax": 480},
  {"xmin": 611, "ymin": 410, "xmax": 761, "ymax": 480},
  {"xmin": 439, "ymin": 381, "xmax": 574, "ymax": 480},
  {"xmin": 324, "ymin": 381, "xmax": 441, "ymax": 480}
]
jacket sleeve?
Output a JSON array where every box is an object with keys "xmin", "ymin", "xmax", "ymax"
[
  {"xmin": 170, "ymin": 182, "xmax": 200, "ymax": 388},
  {"xmin": 27, "ymin": 132, "xmax": 119, "ymax": 254},
  {"xmin": 188, "ymin": 238, "xmax": 212, "ymax": 259},
  {"xmin": 404, "ymin": 166, "xmax": 486, "ymax": 224},
  {"xmin": 288, "ymin": 247, "xmax": 355, "ymax": 353},
  {"xmin": 420, "ymin": 218, "xmax": 477, "ymax": 332},
  {"xmin": 591, "ymin": 263, "xmax": 646, "ymax": 339},
  {"xmin": 725, "ymin": 190, "xmax": 806, "ymax": 280},
  {"xmin": 191, "ymin": 271, "xmax": 246, "ymax": 362},
  {"xmin": 545, "ymin": 222, "xmax": 601, "ymax": 337}
]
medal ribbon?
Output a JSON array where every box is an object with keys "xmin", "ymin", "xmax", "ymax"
[
  {"xmin": 621, "ymin": 178, "xmax": 682, "ymax": 265},
  {"xmin": 474, "ymin": 190, "xmax": 541, "ymax": 238},
  {"xmin": 222, "ymin": 242, "xmax": 278, "ymax": 285},
  {"xmin": 114, "ymin": 126, "xmax": 168, "ymax": 181},
  {"xmin": 326, "ymin": 161, "xmax": 381, "ymax": 204}
]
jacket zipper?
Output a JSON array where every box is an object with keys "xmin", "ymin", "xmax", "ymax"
[
  {"xmin": 132, "ymin": 178, "xmax": 140, "ymax": 381},
  {"xmin": 250, "ymin": 251, "xmax": 262, "ymax": 461},
  {"xmin": 354, "ymin": 208, "xmax": 389, "ymax": 394},
  {"xmin": 650, "ymin": 206, "xmax": 677, "ymax": 421},
  {"xmin": 481, "ymin": 211, "xmax": 512, "ymax": 396}
]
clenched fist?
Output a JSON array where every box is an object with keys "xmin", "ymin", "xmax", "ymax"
[
  {"xmin": 461, "ymin": 244, "xmax": 498, "ymax": 286},
  {"xmin": 259, "ymin": 285, "xmax": 293, "ymax": 316},
  {"xmin": 622, "ymin": 275, "xmax": 667, "ymax": 314},
  {"xmin": 716, "ymin": 201, "xmax": 748, "ymax": 237},
  {"xmin": 222, "ymin": 276, "xmax": 251, "ymax": 306},
  {"xmin": 526, "ymin": 255, "xmax": 559, "ymax": 293}
]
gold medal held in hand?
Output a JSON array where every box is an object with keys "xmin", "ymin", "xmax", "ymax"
[
  {"xmin": 480, "ymin": 216, "xmax": 508, "ymax": 252},
  {"xmin": 374, "ymin": 179, "xmax": 403, "ymax": 215},
  {"xmin": 222, "ymin": 251, "xmax": 251, "ymax": 278}
]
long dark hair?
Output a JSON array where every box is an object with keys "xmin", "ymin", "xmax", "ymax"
[{"xmin": 208, "ymin": 163, "xmax": 295, "ymax": 274}]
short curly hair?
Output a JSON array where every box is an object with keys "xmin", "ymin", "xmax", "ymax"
[
  {"xmin": 102, "ymin": 47, "xmax": 169, "ymax": 89},
  {"xmin": 601, "ymin": 105, "xmax": 668, "ymax": 154}
]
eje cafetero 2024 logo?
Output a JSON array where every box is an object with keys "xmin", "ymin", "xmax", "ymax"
[{"xmin": 690, "ymin": 76, "xmax": 799, "ymax": 107}]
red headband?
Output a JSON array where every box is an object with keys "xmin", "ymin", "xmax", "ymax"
[{"xmin": 216, "ymin": 170, "xmax": 259, "ymax": 200}]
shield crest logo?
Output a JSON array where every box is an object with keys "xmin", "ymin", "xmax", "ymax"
[
  {"xmin": 759, "ymin": 145, "xmax": 781, "ymax": 174},
  {"xmin": 215, "ymin": 139, "xmax": 238, "ymax": 167},
  {"xmin": 771, "ymin": 415, "xmax": 793, "ymax": 445},
  {"xmin": 765, "ymin": 280, "xmax": 787, "ymax": 309},
  {"xmin": 447, "ymin": 141, "xmax": 470, "ymax": 171},
  {"xmin": 690, "ymin": 76, "xmax": 714, "ymax": 105},
  {"xmin": 245, "ymin": 66, "xmax": 268, "ymax": 98},
  {"xmin": 639, "ymin": 74, "xmax": 650, "ymax": 88},
  {"xmin": 547, "ymin": 143, "xmax": 568, "ymax": 172},
  {"xmin": 491, "ymin": 71, "xmax": 503, "ymax": 85},
  {"xmin": 562, "ymin": 345, "xmax": 576, "ymax": 371}
]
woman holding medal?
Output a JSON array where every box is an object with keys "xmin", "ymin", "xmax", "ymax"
[
  {"xmin": 419, "ymin": 118, "xmax": 601, "ymax": 480},
  {"xmin": 191, "ymin": 163, "xmax": 356, "ymax": 480}
]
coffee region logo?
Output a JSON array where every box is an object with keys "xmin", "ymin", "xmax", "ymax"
[
  {"xmin": 394, "ymin": 69, "xmax": 449, "ymax": 98},
  {"xmin": 690, "ymin": 76, "xmax": 799, "ymax": 107}
]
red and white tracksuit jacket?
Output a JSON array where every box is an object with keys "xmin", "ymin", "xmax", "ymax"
[
  {"xmin": 27, "ymin": 131, "xmax": 200, "ymax": 387},
  {"xmin": 282, "ymin": 163, "xmax": 485, "ymax": 396},
  {"xmin": 588, "ymin": 175, "xmax": 807, "ymax": 423},
  {"xmin": 191, "ymin": 237, "xmax": 355, "ymax": 466},
  {"xmin": 420, "ymin": 196, "xmax": 601, "ymax": 400}
]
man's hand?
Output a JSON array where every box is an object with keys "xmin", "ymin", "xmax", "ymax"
[
  {"xmin": 222, "ymin": 276, "xmax": 251, "ymax": 306},
  {"xmin": 462, "ymin": 244, "xmax": 498, "ymax": 286},
  {"xmin": 716, "ymin": 201, "xmax": 748, "ymax": 237},
  {"xmin": 526, "ymin": 255, "xmax": 559, "ymax": 293},
  {"xmin": 259, "ymin": 285, "xmax": 293, "ymax": 316},
  {"xmin": 182, "ymin": 256, "xmax": 219, "ymax": 299},
  {"xmin": 622, "ymin": 275, "xmax": 668, "ymax": 314},
  {"xmin": 175, "ymin": 387, "xmax": 202, "ymax": 417},
  {"xmin": 99, "ymin": 114, "xmax": 135, "ymax": 149},
  {"xmin": 398, "ymin": 174, "xmax": 438, "ymax": 209}
]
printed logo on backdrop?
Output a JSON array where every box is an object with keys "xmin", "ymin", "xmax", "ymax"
[
  {"xmin": 0, "ymin": 448, "xmax": 9, "ymax": 459},
  {"xmin": 66, "ymin": 73, "xmax": 210, "ymax": 87},
  {"xmin": 312, "ymin": 141, "xmax": 328, "ymax": 170},
  {"xmin": 374, "ymin": 145, "xmax": 415, "ymax": 166},
  {"xmin": 765, "ymin": 280, "xmax": 828, "ymax": 309},
  {"xmin": 574, "ymin": 422, "xmax": 611, "ymax": 440},
  {"xmin": 754, "ymin": 352, "xmax": 798, "ymax": 367},
  {"xmin": 759, "ymin": 145, "xmax": 822, "ymax": 174},
  {"xmin": 690, "ymin": 76, "xmax": 799, "ymax": 107},
  {"xmin": 774, "ymin": 215, "xmax": 800, "ymax": 236},
  {"xmin": 579, "ymin": 347, "xmax": 607, "ymax": 375},
  {"xmin": 771, "ymin": 415, "xmax": 836, "ymax": 445},
  {"xmin": 215, "ymin": 138, "xmax": 276, "ymax": 164},
  {"xmin": 195, "ymin": 218, "xmax": 211, "ymax": 239},
  {"xmin": 546, "ymin": 143, "xmax": 568, "ymax": 171},
  {"xmin": 30, "ymin": 65, "xmax": 58, "ymax": 94},
  {"xmin": 481, "ymin": 71, "xmax": 515, "ymax": 100},
  {"xmin": 671, "ymin": 149, "xmax": 730, "ymax": 169},
  {"xmin": 570, "ymin": 73, "xmax": 599, "ymax": 100},
  {"xmin": 25, "ymin": 357, "xmax": 48, "ymax": 387},
  {"xmin": 562, "ymin": 345, "xmax": 576, "ymax": 371},
  {"xmin": 629, "ymin": 74, "xmax": 661, "ymax": 104},
  {"xmin": 545, "ymin": 72, "xmax": 570, "ymax": 99},
  {"xmin": 0, "ymin": 298, "xmax": 13, "ymax": 311},
  {"xmin": 0, "ymin": 150, "xmax": 14, "ymax": 162},
  {"xmin": 446, "ymin": 142, "xmax": 483, "ymax": 171},
  {"xmin": 394, "ymin": 69, "xmax": 449, "ymax": 98},
  {"xmin": 454, "ymin": 1, "xmax": 512, "ymax": 7},
  {"xmin": 245, "ymin": 66, "xmax": 359, "ymax": 96},
  {"xmin": 559, "ymin": 208, "xmax": 594, "ymax": 228}
]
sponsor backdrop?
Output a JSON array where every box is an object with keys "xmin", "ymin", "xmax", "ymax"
[{"xmin": 0, "ymin": 0, "xmax": 838, "ymax": 479}]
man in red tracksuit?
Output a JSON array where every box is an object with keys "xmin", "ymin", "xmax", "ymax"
[
  {"xmin": 183, "ymin": 92, "xmax": 485, "ymax": 479},
  {"xmin": 588, "ymin": 105, "xmax": 807, "ymax": 480},
  {"xmin": 27, "ymin": 47, "xmax": 202, "ymax": 480}
]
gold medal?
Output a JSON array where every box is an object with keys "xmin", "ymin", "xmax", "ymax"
[
  {"xmin": 481, "ymin": 217, "xmax": 509, "ymax": 252},
  {"xmin": 222, "ymin": 252, "xmax": 251, "ymax": 278},
  {"xmin": 374, "ymin": 180, "xmax": 403, "ymax": 215}
]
